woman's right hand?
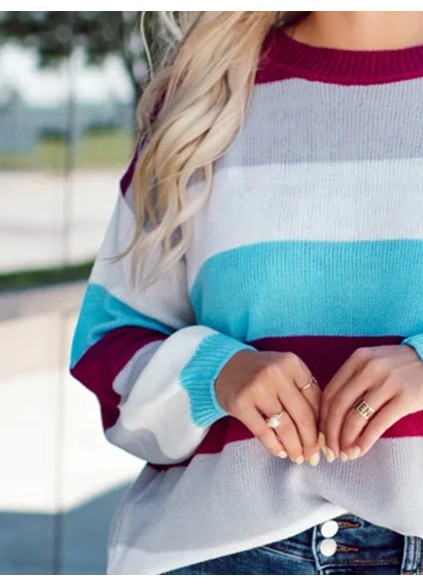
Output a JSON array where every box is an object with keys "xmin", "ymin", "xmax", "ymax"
[{"xmin": 214, "ymin": 349, "xmax": 322, "ymax": 466}]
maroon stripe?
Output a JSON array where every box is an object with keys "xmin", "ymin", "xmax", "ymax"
[
  {"xmin": 119, "ymin": 140, "xmax": 141, "ymax": 197},
  {"xmin": 70, "ymin": 326, "xmax": 167, "ymax": 431},
  {"xmin": 148, "ymin": 334, "xmax": 423, "ymax": 471},
  {"xmin": 255, "ymin": 28, "xmax": 294, "ymax": 85},
  {"xmin": 255, "ymin": 25, "xmax": 423, "ymax": 85}
]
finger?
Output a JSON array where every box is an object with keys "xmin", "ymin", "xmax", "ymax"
[
  {"xmin": 319, "ymin": 349, "xmax": 367, "ymax": 429},
  {"xmin": 256, "ymin": 397, "xmax": 304, "ymax": 463},
  {"xmin": 351, "ymin": 395, "xmax": 410, "ymax": 459},
  {"xmin": 291, "ymin": 362, "xmax": 321, "ymax": 419},
  {"xmin": 322, "ymin": 357, "xmax": 387, "ymax": 458},
  {"xmin": 281, "ymin": 357, "xmax": 321, "ymax": 455},
  {"xmin": 240, "ymin": 406, "xmax": 288, "ymax": 459},
  {"xmin": 298, "ymin": 381, "xmax": 322, "ymax": 420},
  {"xmin": 276, "ymin": 382, "xmax": 320, "ymax": 460},
  {"xmin": 323, "ymin": 380, "xmax": 369, "ymax": 459},
  {"xmin": 266, "ymin": 408, "xmax": 304, "ymax": 463},
  {"xmin": 339, "ymin": 382, "xmax": 396, "ymax": 455}
]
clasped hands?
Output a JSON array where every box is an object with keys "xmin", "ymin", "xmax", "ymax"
[
  {"xmin": 214, "ymin": 342, "xmax": 423, "ymax": 467},
  {"xmin": 315, "ymin": 344, "xmax": 423, "ymax": 464}
]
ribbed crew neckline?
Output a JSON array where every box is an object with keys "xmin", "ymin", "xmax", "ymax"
[{"xmin": 267, "ymin": 25, "xmax": 423, "ymax": 84}]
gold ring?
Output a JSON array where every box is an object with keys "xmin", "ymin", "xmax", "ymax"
[
  {"xmin": 299, "ymin": 376, "xmax": 318, "ymax": 392},
  {"xmin": 354, "ymin": 398, "xmax": 376, "ymax": 420}
]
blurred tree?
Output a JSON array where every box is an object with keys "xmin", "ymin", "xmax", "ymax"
[{"xmin": 0, "ymin": 11, "xmax": 159, "ymax": 121}]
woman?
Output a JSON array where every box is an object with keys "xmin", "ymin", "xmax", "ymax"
[{"xmin": 69, "ymin": 11, "xmax": 423, "ymax": 575}]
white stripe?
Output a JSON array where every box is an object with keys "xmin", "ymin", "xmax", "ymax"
[
  {"xmin": 89, "ymin": 194, "xmax": 196, "ymax": 330},
  {"xmin": 107, "ymin": 436, "xmax": 423, "ymax": 574},
  {"xmin": 113, "ymin": 341, "xmax": 163, "ymax": 398},
  {"xmin": 107, "ymin": 324, "xmax": 222, "ymax": 464},
  {"xmin": 186, "ymin": 157, "xmax": 423, "ymax": 289}
]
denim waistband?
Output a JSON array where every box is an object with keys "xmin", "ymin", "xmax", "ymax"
[
  {"xmin": 402, "ymin": 532, "xmax": 423, "ymax": 575},
  {"xmin": 261, "ymin": 513, "xmax": 423, "ymax": 575}
]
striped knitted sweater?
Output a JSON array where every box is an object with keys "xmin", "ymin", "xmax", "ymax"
[{"xmin": 69, "ymin": 26, "xmax": 423, "ymax": 575}]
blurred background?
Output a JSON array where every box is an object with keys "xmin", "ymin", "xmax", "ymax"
[{"xmin": 0, "ymin": 11, "xmax": 156, "ymax": 574}]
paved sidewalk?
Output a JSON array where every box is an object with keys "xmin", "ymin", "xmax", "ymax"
[
  {"xmin": 0, "ymin": 286, "xmax": 143, "ymax": 574},
  {"xmin": 0, "ymin": 168, "xmax": 145, "ymax": 573}
]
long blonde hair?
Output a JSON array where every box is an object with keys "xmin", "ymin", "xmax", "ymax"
[{"xmin": 114, "ymin": 11, "xmax": 308, "ymax": 289}]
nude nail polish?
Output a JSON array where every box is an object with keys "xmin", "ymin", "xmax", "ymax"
[
  {"xmin": 324, "ymin": 447, "xmax": 336, "ymax": 463},
  {"xmin": 308, "ymin": 452, "xmax": 320, "ymax": 467},
  {"xmin": 349, "ymin": 446, "xmax": 361, "ymax": 460},
  {"xmin": 318, "ymin": 432, "xmax": 326, "ymax": 449}
]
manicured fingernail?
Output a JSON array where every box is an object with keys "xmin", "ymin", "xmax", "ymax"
[
  {"xmin": 308, "ymin": 452, "xmax": 320, "ymax": 467},
  {"xmin": 324, "ymin": 447, "xmax": 336, "ymax": 463},
  {"xmin": 318, "ymin": 432, "xmax": 326, "ymax": 449},
  {"xmin": 340, "ymin": 450, "xmax": 349, "ymax": 462},
  {"xmin": 295, "ymin": 455, "xmax": 305, "ymax": 464},
  {"xmin": 278, "ymin": 450, "xmax": 288, "ymax": 459},
  {"xmin": 349, "ymin": 446, "xmax": 361, "ymax": 460}
]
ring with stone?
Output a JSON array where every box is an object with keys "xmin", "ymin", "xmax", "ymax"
[{"xmin": 266, "ymin": 409, "xmax": 284, "ymax": 429}]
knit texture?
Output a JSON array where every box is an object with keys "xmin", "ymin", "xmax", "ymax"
[{"xmin": 69, "ymin": 25, "xmax": 423, "ymax": 574}]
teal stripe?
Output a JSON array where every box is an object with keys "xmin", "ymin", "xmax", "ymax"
[
  {"xmin": 190, "ymin": 239, "xmax": 423, "ymax": 341},
  {"xmin": 180, "ymin": 332, "xmax": 258, "ymax": 427},
  {"xmin": 70, "ymin": 282, "xmax": 174, "ymax": 368},
  {"xmin": 401, "ymin": 334, "xmax": 423, "ymax": 363}
]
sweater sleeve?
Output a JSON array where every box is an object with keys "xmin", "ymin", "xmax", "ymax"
[
  {"xmin": 401, "ymin": 334, "xmax": 423, "ymax": 362},
  {"xmin": 69, "ymin": 140, "xmax": 257, "ymax": 465}
]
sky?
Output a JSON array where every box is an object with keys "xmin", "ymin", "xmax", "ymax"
[{"xmin": 0, "ymin": 42, "xmax": 135, "ymax": 107}]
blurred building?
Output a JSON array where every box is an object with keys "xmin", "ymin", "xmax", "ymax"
[
  {"xmin": 0, "ymin": 43, "xmax": 137, "ymax": 153},
  {"xmin": 0, "ymin": 85, "xmax": 36, "ymax": 153}
]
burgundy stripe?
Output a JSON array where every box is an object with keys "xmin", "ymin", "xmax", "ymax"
[
  {"xmin": 255, "ymin": 25, "xmax": 423, "ymax": 85},
  {"xmin": 149, "ymin": 334, "xmax": 423, "ymax": 471},
  {"xmin": 119, "ymin": 140, "xmax": 141, "ymax": 197},
  {"xmin": 70, "ymin": 326, "xmax": 167, "ymax": 431}
]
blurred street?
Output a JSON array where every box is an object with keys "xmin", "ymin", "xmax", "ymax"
[{"xmin": 0, "ymin": 170, "xmax": 120, "ymax": 272}]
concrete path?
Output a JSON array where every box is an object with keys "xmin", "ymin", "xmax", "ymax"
[
  {"xmin": 0, "ymin": 168, "xmax": 148, "ymax": 574},
  {"xmin": 0, "ymin": 284, "xmax": 143, "ymax": 574}
]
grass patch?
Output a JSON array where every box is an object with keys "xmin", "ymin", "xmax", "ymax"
[
  {"xmin": 0, "ymin": 261, "xmax": 93, "ymax": 293},
  {"xmin": 0, "ymin": 129, "xmax": 136, "ymax": 172}
]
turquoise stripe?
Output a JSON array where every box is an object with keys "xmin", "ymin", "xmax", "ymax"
[
  {"xmin": 70, "ymin": 282, "xmax": 174, "ymax": 368},
  {"xmin": 401, "ymin": 334, "xmax": 423, "ymax": 363},
  {"xmin": 180, "ymin": 332, "xmax": 258, "ymax": 427},
  {"xmin": 190, "ymin": 239, "xmax": 423, "ymax": 341}
]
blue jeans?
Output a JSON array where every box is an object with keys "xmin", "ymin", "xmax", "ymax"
[{"xmin": 161, "ymin": 514, "xmax": 423, "ymax": 575}]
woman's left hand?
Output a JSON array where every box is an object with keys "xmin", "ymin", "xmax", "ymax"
[{"xmin": 318, "ymin": 344, "xmax": 423, "ymax": 462}]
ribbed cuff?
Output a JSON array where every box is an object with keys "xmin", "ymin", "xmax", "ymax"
[
  {"xmin": 180, "ymin": 332, "xmax": 258, "ymax": 427},
  {"xmin": 401, "ymin": 334, "xmax": 423, "ymax": 363}
]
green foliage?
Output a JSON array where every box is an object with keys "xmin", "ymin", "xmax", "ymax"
[
  {"xmin": 0, "ymin": 129, "xmax": 135, "ymax": 171},
  {"xmin": 0, "ymin": 260, "xmax": 94, "ymax": 292},
  {"xmin": 0, "ymin": 12, "xmax": 145, "ymax": 99}
]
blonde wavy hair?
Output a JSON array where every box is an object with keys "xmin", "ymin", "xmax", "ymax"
[{"xmin": 114, "ymin": 11, "xmax": 309, "ymax": 289}]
